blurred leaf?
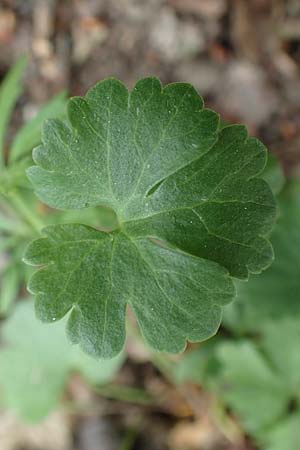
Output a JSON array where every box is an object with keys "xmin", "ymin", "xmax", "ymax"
[
  {"xmin": 0, "ymin": 235, "xmax": 20, "ymax": 252},
  {"xmin": 0, "ymin": 243, "xmax": 34, "ymax": 315},
  {"xmin": 262, "ymin": 153, "xmax": 285, "ymax": 196},
  {"xmin": 261, "ymin": 319, "xmax": 300, "ymax": 396},
  {"xmin": 10, "ymin": 91, "xmax": 67, "ymax": 163},
  {"xmin": 0, "ymin": 211, "xmax": 26, "ymax": 235},
  {"xmin": 175, "ymin": 329, "xmax": 300, "ymax": 446},
  {"xmin": 0, "ymin": 157, "xmax": 32, "ymax": 195},
  {"xmin": 0, "ymin": 300, "xmax": 125, "ymax": 422},
  {"xmin": 174, "ymin": 340, "xmax": 220, "ymax": 385},
  {"xmin": 223, "ymin": 180, "xmax": 300, "ymax": 334},
  {"xmin": 216, "ymin": 341, "xmax": 289, "ymax": 435},
  {"xmin": 0, "ymin": 263, "xmax": 20, "ymax": 316},
  {"xmin": 261, "ymin": 413, "xmax": 300, "ymax": 450},
  {"xmin": 0, "ymin": 56, "xmax": 27, "ymax": 165}
]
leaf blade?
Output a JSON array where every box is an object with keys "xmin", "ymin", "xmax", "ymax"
[{"xmin": 24, "ymin": 77, "xmax": 276, "ymax": 358}]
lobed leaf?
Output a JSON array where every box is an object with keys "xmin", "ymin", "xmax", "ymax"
[
  {"xmin": 223, "ymin": 180, "xmax": 300, "ymax": 334},
  {"xmin": 25, "ymin": 224, "xmax": 234, "ymax": 358},
  {"xmin": 24, "ymin": 77, "xmax": 276, "ymax": 358},
  {"xmin": 176, "ymin": 318, "xmax": 300, "ymax": 446},
  {"xmin": 261, "ymin": 153, "xmax": 285, "ymax": 196},
  {"xmin": 261, "ymin": 319, "xmax": 300, "ymax": 395},
  {"xmin": 215, "ymin": 341, "xmax": 289, "ymax": 434}
]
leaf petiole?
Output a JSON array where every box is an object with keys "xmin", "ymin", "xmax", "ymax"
[{"xmin": 8, "ymin": 190, "xmax": 44, "ymax": 234}]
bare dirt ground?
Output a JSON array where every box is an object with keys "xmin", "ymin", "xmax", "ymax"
[{"xmin": 0, "ymin": 1, "xmax": 300, "ymax": 449}]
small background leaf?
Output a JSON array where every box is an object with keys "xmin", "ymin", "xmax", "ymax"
[
  {"xmin": 223, "ymin": 180, "xmax": 300, "ymax": 334},
  {"xmin": 9, "ymin": 91, "xmax": 67, "ymax": 163},
  {"xmin": 0, "ymin": 300, "xmax": 125, "ymax": 422},
  {"xmin": 215, "ymin": 341, "xmax": 289, "ymax": 435},
  {"xmin": 261, "ymin": 153, "xmax": 285, "ymax": 196},
  {"xmin": 261, "ymin": 414, "xmax": 300, "ymax": 450}
]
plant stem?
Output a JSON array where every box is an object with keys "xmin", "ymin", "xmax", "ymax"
[
  {"xmin": 0, "ymin": 235, "xmax": 20, "ymax": 252},
  {"xmin": 8, "ymin": 190, "xmax": 44, "ymax": 233},
  {"xmin": 0, "ymin": 211, "xmax": 29, "ymax": 235},
  {"xmin": 126, "ymin": 317, "xmax": 176, "ymax": 381},
  {"xmin": 118, "ymin": 419, "xmax": 143, "ymax": 450}
]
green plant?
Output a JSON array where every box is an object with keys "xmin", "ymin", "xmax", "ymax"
[
  {"xmin": 0, "ymin": 63, "xmax": 142, "ymax": 423},
  {"xmin": 0, "ymin": 299, "xmax": 124, "ymax": 422},
  {"xmin": 0, "ymin": 56, "xmax": 67, "ymax": 315},
  {"xmin": 4, "ymin": 63, "xmax": 296, "ymax": 448},
  {"xmin": 224, "ymin": 180, "xmax": 300, "ymax": 332},
  {"xmin": 176, "ymin": 180, "xmax": 300, "ymax": 450},
  {"xmin": 23, "ymin": 77, "xmax": 276, "ymax": 359}
]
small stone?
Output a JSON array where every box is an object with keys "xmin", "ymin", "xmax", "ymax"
[
  {"xmin": 150, "ymin": 8, "xmax": 205, "ymax": 62},
  {"xmin": 175, "ymin": 60, "xmax": 223, "ymax": 96},
  {"xmin": 216, "ymin": 61, "xmax": 279, "ymax": 127},
  {"xmin": 72, "ymin": 17, "xmax": 108, "ymax": 64}
]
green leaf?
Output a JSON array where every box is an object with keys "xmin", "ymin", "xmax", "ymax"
[
  {"xmin": 0, "ymin": 56, "xmax": 27, "ymax": 165},
  {"xmin": 261, "ymin": 319, "xmax": 300, "ymax": 396},
  {"xmin": 0, "ymin": 235, "xmax": 20, "ymax": 252},
  {"xmin": 24, "ymin": 77, "xmax": 276, "ymax": 358},
  {"xmin": 0, "ymin": 157, "xmax": 32, "ymax": 194},
  {"xmin": 261, "ymin": 153, "xmax": 285, "ymax": 196},
  {"xmin": 0, "ymin": 263, "xmax": 20, "ymax": 315},
  {"xmin": 9, "ymin": 91, "xmax": 67, "ymax": 163},
  {"xmin": 0, "ymin": 300, "xmax": 124, "ymax": 422},
  {"xmin": 174, "ymin": 340, "xmax": 220, "ymax": 385},
  {"xmin": 223, "ymin": 180, "xmax": 300, "ymax": 334},
  {"xmin": 0, "ymin": 211, "xmax": 26, "ymax": 235},
  {"xmin": 261, "ymin": 413, "xmax": 300, "ymax": 450},
  {"xmin": 176, "ymin": 318, "xmax": 300, "ymax": 445},
  {"xmin": 216, "ymin": 341, "xmax": 289, "ymax": 435},
  {"xmin": 24, "ymin": 224, "xmax": 234, "ymax": 358}
]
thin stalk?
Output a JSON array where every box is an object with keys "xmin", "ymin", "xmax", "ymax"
[
  {"xmin": 126, "ymin": 317, "xmax": 176, "ymax": 381},
  {"xmin": 93, "ymin": 383, "xmax": 153, "ymax": 405},
  {"xmin": 118, "ymin": 418, "xmax": 144, "ymax": 450},
  {"xmin": 0, "ymin": 212, "xmax": 29, "ymax": 235},
  {"xmin": 151, "ymin": 352, "xmax": 177, "ymax": 382},
  {"xmin": 8, "ymin": 190, "xmax": 44, "ymax": 233},
  {"xmin": 0, "ymin": 235, "xmax": 20, "ymax": 252}
]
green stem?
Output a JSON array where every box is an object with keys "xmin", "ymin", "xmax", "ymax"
[
  {"xmin": 93, "ymin": 383, "xmax": 153, "ymax": 405},
  {"xmin": 151, "ymin": 353, "xmax": 176, "ymax": 382},
  {"xmin": 8, "ymin": 190, "xmax": 44, "ymax": 233},
  {"xmin": 118, "ymin": 419, "xmax": 143, "ymax": 450},
  {"xmin": 126, "ymin": 318, "xmax": 176, "ymax": 381},
  {"xmin": 0, "ymin": 235, "xmax": 20, "ymax": 252},
  {"xmin": 0, "ymin": 211, "xmax": 29, "ymax": 235}
]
